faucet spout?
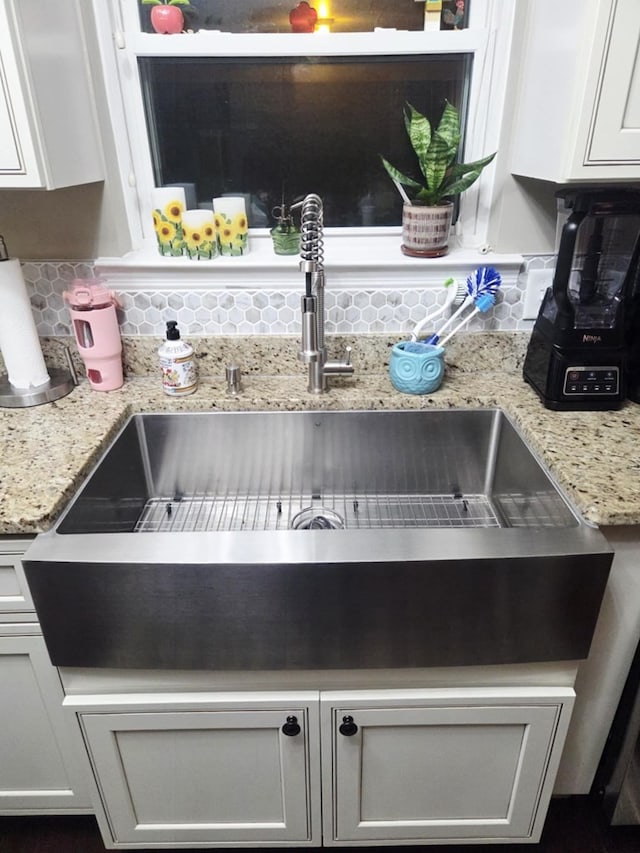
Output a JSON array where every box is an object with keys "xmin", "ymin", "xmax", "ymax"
[{"xmin": 294, "ymin": 194, "xmax": 354, "ymax": 394}]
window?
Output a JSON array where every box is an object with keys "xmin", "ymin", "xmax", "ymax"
[
  {"xmin": 94, "ymin": 0, "xmax": 514, "ymax": 267},
  {"xmin": 137, "ymin": 1, "xmax": 458, "ymax": 35},
  {"xmin": 140, "ymin": 54, "xmax": 470, "ymax": 227}
]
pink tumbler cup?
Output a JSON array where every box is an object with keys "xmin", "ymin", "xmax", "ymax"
[{"xmin": 63, "ymin": 280, "xmax": 124, "ymax": 391}]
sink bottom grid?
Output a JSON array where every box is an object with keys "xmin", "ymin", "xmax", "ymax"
[{"xmin": 134, "ymin": 493, "xmax": 503, "ymax": 532}]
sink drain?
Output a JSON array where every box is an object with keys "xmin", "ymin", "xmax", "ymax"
[{"xmin": 290, "ymin": 507, "xmax": 345, "ymax": 530}]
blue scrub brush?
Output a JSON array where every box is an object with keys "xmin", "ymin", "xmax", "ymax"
[
  {"xmin": 423, "ymin": 266, "xmax": 502, "ymax": 346},
  {"xmin": 439, "ymin": 292, "xmax": 497, "ymax": 345}
]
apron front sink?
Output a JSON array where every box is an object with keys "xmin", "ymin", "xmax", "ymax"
[{"xmin": 24, "ymin": 409, "xmax": 612, "ymax": 671}]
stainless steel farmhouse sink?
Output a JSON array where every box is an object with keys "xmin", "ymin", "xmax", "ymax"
[{"xmin": 24, "ymin": 409, "xmax": 613, "ymax": 671}]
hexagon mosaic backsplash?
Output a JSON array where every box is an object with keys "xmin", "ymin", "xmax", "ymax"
[{"xmin": 23, "ymin": 257, "xmax": 555, "ymax": 338}]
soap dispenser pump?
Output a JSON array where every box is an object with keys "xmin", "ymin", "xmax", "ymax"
[{"xmin": 158, "ymin": 320, "xmax": 197, "ymax": 396}]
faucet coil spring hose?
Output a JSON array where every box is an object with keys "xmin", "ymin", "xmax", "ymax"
[
  {"xmin": 294, "ymin": 191, "xmax": 353, "ymax": 391},
  {"xmin": 298, "ymin": 193, "xmax": 324, "ymax": 295}
]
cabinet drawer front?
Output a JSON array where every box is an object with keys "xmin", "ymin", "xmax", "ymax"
[
  {"xmin": 80, "ymin": 707, "xmax": 318, "ymax": 846},
  {"xmin": 325, "ymin": 693, "xmax": 573, "ymax": 844},
  {"xmin": 0, "ymin": 553, "xmax": 34, "ymax": 613}
]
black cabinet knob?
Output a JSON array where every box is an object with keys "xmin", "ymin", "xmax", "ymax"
[
  {"xmin": 282, "ymin": 715, "xmax": 301, "ymax": 736},
  {"xmin": 339, "ymin": 714, "xmax": 358, "ymax": 736}
]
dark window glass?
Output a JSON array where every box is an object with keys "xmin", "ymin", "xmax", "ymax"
[{"xmin": 140, "ymin": 54, "xmax": 471, "ymax": 227}]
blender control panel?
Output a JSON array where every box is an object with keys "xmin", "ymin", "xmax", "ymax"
[{"xmin": 563, "ymin": 366, "xmax": 620, "ymax": 396}]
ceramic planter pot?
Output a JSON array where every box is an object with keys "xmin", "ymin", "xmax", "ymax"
[
  {"xmin": 150, "ymin": 6, "xmax": 184, "ymax": 34},
  {"xmin": 401, "ymin": 201, "xmax": 454, "ymax": 258},
  {"xmin": 389, "ymin": 341, "xmax": 445, "ymax": 395}
]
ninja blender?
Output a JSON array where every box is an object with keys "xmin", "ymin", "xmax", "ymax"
[{"xmin": 523, "ymin": 188, "xmax": 640, "ymax": 411}]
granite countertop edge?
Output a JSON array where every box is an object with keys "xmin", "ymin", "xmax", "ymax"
[{"xmin": 2, "ymin": 368, "xmax": 639, "ymax": 535}]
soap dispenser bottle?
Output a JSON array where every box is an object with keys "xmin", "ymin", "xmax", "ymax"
[{"xmin": 158, "ymin": 321, "xmax": 197, "ymax": 396}]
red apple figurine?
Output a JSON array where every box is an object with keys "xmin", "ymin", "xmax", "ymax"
[
  {"xmin": 289, "ymin": 1, "xmax": 317, "ymax": 33},
  {"xmin": 150, "ymin": 5, "xmax": 184, "ymax": 34}
]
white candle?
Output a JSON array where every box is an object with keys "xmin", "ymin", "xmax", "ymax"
[
  {"xmin": 152, "ymin": 187, "xmax": 187, "ymax": 256},
  {"xmin": 152, "ymin": 187, "xmax": 186, "ymax": 218},
  {"xmin": 181, "ymin": 209, "xmax": 218, "ymax": 260},
  {"xmin": 213, "ymin": 196, "xmax": 249, "ymax": 256}
]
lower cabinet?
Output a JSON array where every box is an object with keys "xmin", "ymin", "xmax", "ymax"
[
  {"xmin": 77, "ymin": 694, "xmax": 321, "ymax": 847},
  {"xmin": 0, "ymin": 538, "xmax": 90, "ymax": 814},
  {"xmin": 70, "ymin": 686, "xmax": 574, "ymax": 848},
  {"xmin": 0, "ymin": 628, "xmax": 91, "ymax": 813},
  {"xmin": 322, "ymin": 689, "xmax": 573, "ymax": 845}
]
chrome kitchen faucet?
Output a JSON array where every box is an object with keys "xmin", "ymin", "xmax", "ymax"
[{"xmin": 292, "ymin": 194, "xmax": 353, "ymax": 393}]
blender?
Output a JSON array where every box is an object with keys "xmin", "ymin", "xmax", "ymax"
[{"xmin": 523, "ymin": 188, "xmax": 640, "ymax": 411}]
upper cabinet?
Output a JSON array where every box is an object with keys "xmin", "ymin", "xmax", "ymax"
[
  {"xmin": 0, "ymin": 0, "xmax": 103, "ymax": 189},
  {"xmin": 511, "ymin": 0, "xmax": 640, "ymax": 182}
]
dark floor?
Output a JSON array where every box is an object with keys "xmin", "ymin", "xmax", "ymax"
[{"xmin": 0, "ymin": 797, "xmax": 638, "ymax": 853}]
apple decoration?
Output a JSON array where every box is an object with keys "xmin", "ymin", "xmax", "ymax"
[
  {"xmin": 142, "ymin": 0, "xmax": 190, "ymax": 35},
  {"xmin": 289, "ymin": 1, "xmax": 318, "ymax": 33}
]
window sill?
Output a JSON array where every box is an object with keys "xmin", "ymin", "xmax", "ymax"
[
  {"xmin": 96, "ymin": 231, "xmax": 524, "ymax": 290},
  {"xmin": 129, "ymin": 29, "xmax": 483, "ymax": 58}
]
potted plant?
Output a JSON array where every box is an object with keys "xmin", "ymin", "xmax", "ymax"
[
  {"xmin": 142, "ymin": 0, "xmax": 190, "ymax": 35},
  {"xmin": 381, "ymin": 101, "xmax": 496, "ymax": 257}
]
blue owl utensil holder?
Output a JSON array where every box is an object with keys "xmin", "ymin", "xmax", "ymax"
[{"xmin": 389, "ymin": 341, "xmax": 445, "ymax": 395}]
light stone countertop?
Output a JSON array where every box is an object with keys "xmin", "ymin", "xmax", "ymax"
[{"xmin": 1, "ymin": 333, "xmax": 639, "ymax": 534}]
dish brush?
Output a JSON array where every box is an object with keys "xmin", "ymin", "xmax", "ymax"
[
  {"xmin": 439, "ymin": 292, "xmax": 497, "ymax": 345},
  {"xmin": 424, "ymin": 266, "xmax": 502, "ymax": 346},
  {"xmin": 410, "ymin": 277, "xmax": 467, "ymax": 342}
]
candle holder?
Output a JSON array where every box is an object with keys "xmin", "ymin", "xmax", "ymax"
[
  {"xmin": 213, "ymin": 197, "xmax": 249, "ymax": 256},
  {"xmin": 182, "ymin": 209, "xmax": 218, "ymax": 260},
  {"xmin": 152, "ymin": 187, "xmax": 186, "ymax": 256}
]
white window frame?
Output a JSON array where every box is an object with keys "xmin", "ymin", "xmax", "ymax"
[{"xmin": 91, "ymin": 0, "xmax": 521, "ymax": 287}]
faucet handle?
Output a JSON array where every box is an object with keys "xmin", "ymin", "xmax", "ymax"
[
  {"xmin": 324, "ymin": 345, "xmax": 354, "ymax": 377},
  {"xmin": 225, "ymin": 364, "xmax": 242, "ymax": 395}
]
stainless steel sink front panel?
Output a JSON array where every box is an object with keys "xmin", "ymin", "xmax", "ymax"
[{"xmin": 24, "ymin": 544, "xmax": 611, "ymax": 671}]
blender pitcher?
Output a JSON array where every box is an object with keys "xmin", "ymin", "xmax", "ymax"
[
  {"xmin": 63, "ymin": 279, "xmax": 123, "ymax": 391},
  {"xmin": 523, "ymin": 188, "xmax": 640, "ymax": 410}
]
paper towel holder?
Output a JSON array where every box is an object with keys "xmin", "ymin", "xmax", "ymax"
[
  {"xmin": 0, "ymin": 235, "xmax": 76, "ymax": 408},
  {"xmin": 0, "ymin": 347, "xmax": 77, "ymax": 408}
]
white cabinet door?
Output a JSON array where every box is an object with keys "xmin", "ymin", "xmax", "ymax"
[
  {"xmin": 0, "ymin": 0, "xmax": 103, "ymax": 188},
  {"xmin": 0, "ymin": 3, "xmax": 39, "ymax": 180},
  {"xmin": 321, "ymin": 688, "xmax": 574, "ymax": 845},
  {"xmin": 511, "ymin": 0, "xmax": 640, "ymax": 181},
  {"xmin": 0, "ymin": 57, "xmax": 24, "ymax": 173},
  {"xmin": 79, "ymin": 696, "xmax": 321, "ymax": 847},
  {"xmin": 0, "ymin": 631, "xmax": 91, "ymax": 813},
  {"xmin": 587, "ymin": 0, "xmax": 640, "ymax": 164}
]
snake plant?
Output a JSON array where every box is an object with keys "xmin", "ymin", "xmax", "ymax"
[{"xmin": 381, "ymin": 101, "xmax": 496, "ymax": 206}]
